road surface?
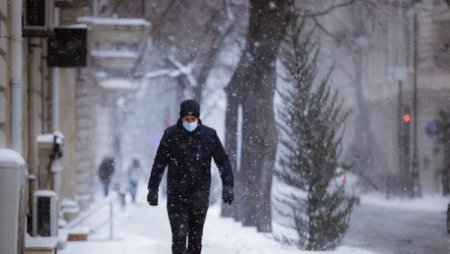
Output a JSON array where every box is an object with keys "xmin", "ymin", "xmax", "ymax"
[{"xmin": 345, "ymin": 203, "xmax": 450, "ymax": 254}]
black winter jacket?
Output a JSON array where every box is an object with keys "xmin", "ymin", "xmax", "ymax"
[
  {"xmin": 147, "ymin": 119, "xmax": 234, "ymax": 199},
  {"xmin": 98, "ymin": 157, "xmax": 115, "ymax": 182}
]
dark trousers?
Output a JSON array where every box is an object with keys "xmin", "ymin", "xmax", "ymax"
[
  {"xmin": 129, "ymin": 180, "xmax": 138, "ymax": 203},
  {"xmin": 102, "ymin": 181, "xmax": 110, "ymax": 197},
  {"xmin": 167, "ymin": 195, "xmax": 208, "ymax": 254}
]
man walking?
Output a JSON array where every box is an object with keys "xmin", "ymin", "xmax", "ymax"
[{"xmin": 147, "ymin": 99, "xmax": 234, "ymax": 254}]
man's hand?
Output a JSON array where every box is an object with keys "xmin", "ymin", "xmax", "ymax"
[
  {"xmin": 222, "ymin": 187, "xmax": 234, "ymax": 205},
  {"xmin": 147, "ymin": 189, "xmax": 158, "ymax": 206}
]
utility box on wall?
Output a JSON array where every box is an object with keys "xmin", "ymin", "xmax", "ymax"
[
  {"xmin": 48, "ymin": 27, "xmax": 88, "ymax": 67},
  {"xmin": 23, "ymin": 0, "xmax": 55, "ymax": 37},
  {"xmin": 37, "ymin": 133, "xmax": 64, "ymax": 191},
  {"xmin": 0, "ymin": 149, "xmax": 27, "ymax": 254},
  {"xmin": 33, "ymin": 190, "xmax": 58, "ymax": 237}
]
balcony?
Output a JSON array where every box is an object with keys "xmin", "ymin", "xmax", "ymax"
[
  {"xmin": 77, "ymin": 17, "xmax": 150, "ymax": 43},
  {"xmin": 90, "ymin": 50, "xmax": 138, "ymax": 69},
  {"xmin": 77, "ymin": 16, "xmax": 150, "ymax": 89}
]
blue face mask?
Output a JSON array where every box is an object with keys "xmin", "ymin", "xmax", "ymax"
[{"xmin": 183, "ymin": 120, "xmax": 198, "ymax": 132}]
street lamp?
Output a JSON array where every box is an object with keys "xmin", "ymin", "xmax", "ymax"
[
  {"xmin": 393, "ymin": 66, "xmax": 412, "ymax": 196},
  {"xmin": 411, "ymin": 0, "xmax": 422, "ymax": 197}
]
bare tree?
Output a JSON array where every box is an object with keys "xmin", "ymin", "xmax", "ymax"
[
  {"xmin": 137, "ymin": 1, "xmax": 244, "ymax": 105},
  {"xmin": 224, "ymin": 0, "xmax": 293, "ymax": 232}
]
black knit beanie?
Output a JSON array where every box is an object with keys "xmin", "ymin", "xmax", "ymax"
[{"xmin": 179, "ymin": 99, "xmax": 200, "ymax": 118}]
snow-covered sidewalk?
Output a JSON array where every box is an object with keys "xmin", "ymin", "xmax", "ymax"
[{"xmin": 59, "ymin": 188, "xmax": 379, "ymax": 254}]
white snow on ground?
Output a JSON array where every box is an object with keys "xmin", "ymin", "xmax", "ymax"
[{"xmin": 59, "ymin": 186, "xmax": 380, "ymax": 254}]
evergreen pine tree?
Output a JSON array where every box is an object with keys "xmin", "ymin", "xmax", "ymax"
[{"xmin": 275, "ymin": 18, "xmax": 356, "ymax": 250}]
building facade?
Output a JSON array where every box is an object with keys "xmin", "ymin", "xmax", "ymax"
[{"xmin": 321, "ymin": 0, "xmax": 450, "ymax": 195}]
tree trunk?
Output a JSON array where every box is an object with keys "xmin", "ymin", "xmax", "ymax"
[
  {"xmin": 221, "ymin": 90, "xmax": 239, "ymax": 218},
  {"xmin": 222, "ymin": 31, "xmax": 247, "ymax": 218},
  {"xmin": 224, "ymin": 0, "xmax": 292, "ymax": 232}
]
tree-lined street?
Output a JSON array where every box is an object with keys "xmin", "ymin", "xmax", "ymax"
[{"xmin": 2, "ymin": 1, "xmax": 450, "ymax": 253}]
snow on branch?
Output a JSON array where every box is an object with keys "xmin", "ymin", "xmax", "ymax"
[{"xmin": 166, "ymin": 55, "xmax": 198, "ymax": 87}]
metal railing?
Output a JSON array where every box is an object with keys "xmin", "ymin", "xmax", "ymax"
[{"xmin": 65, "ymin": 193, "xmax": 118, "ymax": 240}]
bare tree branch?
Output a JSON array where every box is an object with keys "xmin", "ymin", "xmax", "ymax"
[
  {"xmin": 193, "ymin": 23, "xmax": 237, "ymax": 100},
  {"xmin": 301, "ymin": 0, "xmax": 360, "ymax": 18},
  {"xmin": 149, "ymin": 0, "xmax": 178, "ymax": 34},
  {"xmin": 131, "ymin": 0, "xmax": 178, "ymax": 77},
  {"xmin": 311, "ymin": 16, "xmax": 336, "ymax": 41},
  {"xmin": 335, "ymin": 60, "xmax": 357, "ymax": 83}
]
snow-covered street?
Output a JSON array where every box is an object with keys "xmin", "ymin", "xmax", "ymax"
[
  {"xmin": 344, "ymin": 194, "xmax": 450, "ymax": 254},
  {"xmin": 59, "ymin": 187, "xmax": 379, "ymax": 254}
]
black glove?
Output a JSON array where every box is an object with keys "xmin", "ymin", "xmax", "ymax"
[
  {"xmin": 222, "ymin": 187, "xmax": 234, "ymax": 205},
  {"xmin": 147, "ymin": 189, "xmax": 158, "ymax": 206}
]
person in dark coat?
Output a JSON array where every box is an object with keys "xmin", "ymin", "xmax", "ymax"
[
  {"xmin": 147, "ymin": 99, "xmax": 234, "ymax": 254},
  {"xmin": 98, "ymin": 156, "xmax": 115, "ymax": 197}
]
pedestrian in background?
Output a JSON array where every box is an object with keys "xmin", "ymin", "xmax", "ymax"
[
  {"xmin": 127, "ymin": 158, "xmax": 145, "ymax": 203},
  {"xmin": 147, "ymin": 99, "xmax": 234, "ymax": 254},
  {"xmin": 114, "ymin": 169, "xmax": 128, "ymax": 209},
  {"xmin": 98, "ymin": 155, "xmax": 115, "ymax": 197}
]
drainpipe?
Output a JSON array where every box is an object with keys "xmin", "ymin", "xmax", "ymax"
[
  {"xmin": 52, "ymin": 8, "xmax": 60, "ymax": 132},
  {"xmin": 51, "ymin": 7, "xmax": 61, "ymax": 196},
  {"xmin": 9, "ymin": 0, "xmax": 23, "ymax": 153},
  {"xmin": 93, "ymin": 0, "xmax": 98, "ymax": 17},
  {"xmin": 51, "ymin": 7, "xmax": 62, "ymax": 196},
  {"xmin": 28, "ymin": 38, "xmax": 41, "ymax": 212}
]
